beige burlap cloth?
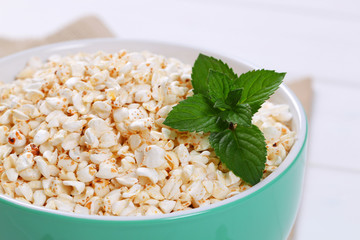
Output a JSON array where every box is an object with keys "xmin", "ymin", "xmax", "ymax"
[{"xmin": 0, "ymin": 15, "xmax": 312, "ymax": 239}]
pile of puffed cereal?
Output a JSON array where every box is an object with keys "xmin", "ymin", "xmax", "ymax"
[{"xmin": 0, "ymin": 50, "xmax": 295, "ymax": 216}]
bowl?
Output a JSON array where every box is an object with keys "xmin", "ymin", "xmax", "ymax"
[{"xmin": 0, "ymin": 39, "xmax": 308, "ymax": 240}]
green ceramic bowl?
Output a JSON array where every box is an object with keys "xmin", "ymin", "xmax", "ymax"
[{"xmin": 0, "ymin": 39, "xmax": 308, "ymax": 240}]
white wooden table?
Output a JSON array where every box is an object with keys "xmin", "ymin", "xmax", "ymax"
[{"xmin": 1, "ymin": 0, "xmax": 359, "ymax": 239}]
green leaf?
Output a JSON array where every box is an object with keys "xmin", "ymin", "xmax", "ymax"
[
  {"xmin": 232, "ymin": 69, "xmax": 285, "ymax": 114},
  {"xmin": 191, "ymin": 54, "xmax": 238, "ymax": 96},
  {"xmin": 209, "ymin": 125, "xmax": 267, "ymax": 185},
  {"xmin": 219, "ymin": 104, "xmax": 252, "ymax": 127},
  {"xmin": 208, "ymin": 70, "xmax": 231, "ymax": 103},
  {"xmin": 225, "ymin": 88, "xmax": 243, "ymax": 107},
  {"xmin": 163, "ymin": 94, "xmax": 228, "ymax": 132},
  {"xmin": 213, "ymin": 99, "xmax": 231, "ymax": 110}
]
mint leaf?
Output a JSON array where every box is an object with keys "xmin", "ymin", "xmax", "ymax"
[
  {"xmin": 219, "ymin": 104, "xmax": 252, "ymax": 127},
  {"xmin": 163, "ymin": 95, "xmax": 227, "ymax": 132},
  {"xmin": 225, "ymin": 88, "xmax": 243, "ymax": 107},
  {"xmin": 208, "ymin": 70, "xmax": 231, "ymax": 103},
  {"xmin": 191, "ymin": 54, "xmax": 237, "ymax": 96},
  {"xmin": 213, "ymin": 99, "xmax": 231, "ymax": 110},
  {"xmin": 209, "ymin": 125, "xmax": 266, "ymax": 185},
  {"xmin": 232, "ymin": 70, "xmax": 285, "ymax": 114}
]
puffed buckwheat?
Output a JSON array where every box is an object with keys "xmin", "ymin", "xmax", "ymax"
[{"xmin": 0, "ymin": 51, "xmax": 295, "ymax": 216}]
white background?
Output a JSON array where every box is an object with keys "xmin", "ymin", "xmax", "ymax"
[{"xmin": 1, "ymin": 0, "xmax": 360, "ymax": 239}]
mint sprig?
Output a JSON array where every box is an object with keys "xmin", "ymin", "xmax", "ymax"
[{"xmin": 164, "ymin": 54, "xmax": 285, "ymax": 185}]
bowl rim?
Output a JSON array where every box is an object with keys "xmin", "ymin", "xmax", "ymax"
[{"xmin": 0, "ymin": 38, "xmax": 308, "ymax": 221}]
